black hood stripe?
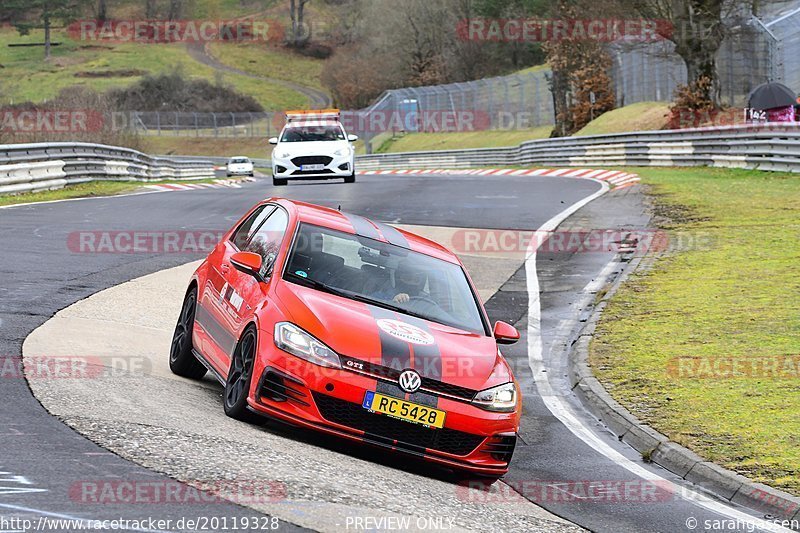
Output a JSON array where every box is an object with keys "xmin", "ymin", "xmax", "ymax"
[
  {"xmin": 342, "ymin": 213, "xmax": 383, "ymax": 241},
  {"xmin": 373, "ymin": 221, "xmax": 409, "ymax": 249},
  {"xmin": 367, "ymin": 306, "xmax": 442, "ymax": 409},
  {"xmin": 400, "ymin": 316, "xmax": 441, "ymax": 408},
  {"xmin": 368, "ymin": 306, "xmax": 410, "ymax": 399}
]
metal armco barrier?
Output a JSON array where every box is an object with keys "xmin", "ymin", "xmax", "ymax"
[
  {"xmin": 0, "ymin": 142, "xmax": 215, "ymax": 195},
  {"xmin": 355, "ymin": 124, "xmax": 800, "ymax": 173}
]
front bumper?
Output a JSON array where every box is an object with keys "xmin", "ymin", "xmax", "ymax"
[
  {"xmin": 227, "ymin": 168, "xmax": 254, "ymax": 175},
  {"xmin": 272, "ymin": 154, "xmax": 354, "ymax": 180},
  {"xmin": 248, "ymin": 352, "xmax": 519, "ymax": 475}
]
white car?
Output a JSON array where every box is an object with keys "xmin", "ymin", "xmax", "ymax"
[
  {"xmin": 269, "ymin": 109, "xmax": 358, "ymax": 186},
  {"xmin": 226, "ymin": 156, "xmax": 254, "ymax": 177}
]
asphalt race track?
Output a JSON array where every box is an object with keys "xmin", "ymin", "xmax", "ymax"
[{"xmin": 0, "ymin": 173, "xmax": 787, "ymax": 532}]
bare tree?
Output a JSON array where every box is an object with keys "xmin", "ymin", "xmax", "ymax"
[
  {"xmin": 168, "ymin": 0, "xmax": 182, "ymax": 21},
  {"xmin": 145, "ymin": 0, "xmax": 157, "ymax": 18},
  {"xmin": 289, "ymin": 0, "xmax": 312, "ymax": 47},
  {"xmin": 632, "ymin": 0, "xmax": 751, "ymax": 107}
]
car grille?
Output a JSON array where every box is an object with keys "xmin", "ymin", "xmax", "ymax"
[
  {"xmin": 290, "ymin": 169, "xmax": 334, "ymax": 176},
  {"xmin": 291, "ymin": 156, "xmax": 333, "ymax": 166},
  {"xmin": 312, "ymin": 392, "xmax": 485, "ymax": 457},
  {"xmin": 339, "ymin": 355, "xmax": 478, "ymax": 401}
]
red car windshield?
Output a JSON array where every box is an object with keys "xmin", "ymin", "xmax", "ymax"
[{"xmin": 283, "ymin": 223, "xmax": 488, "ymax": 335}]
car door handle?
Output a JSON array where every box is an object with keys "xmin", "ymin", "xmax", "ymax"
[{"xmin": 221, "ymin": 264, "xmax": 230, "ymax": 273}]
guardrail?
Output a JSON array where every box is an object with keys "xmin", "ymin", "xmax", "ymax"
[
  {"xmin": 0, "ymin": 142, "xmax": 215, "ymax": 195},
  {"xmin": 355, "ymin": 123, "xmax": 800, "ymax": 173}
]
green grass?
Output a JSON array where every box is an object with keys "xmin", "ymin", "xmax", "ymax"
[
  {"xmin": 189, "ymin": 0, "xmax": 277, "ymax": 18},
  {"xmin": 0, "ymin": 177, "xmax": 228, "ymax": 207},
  {"xmin": 206, "ymin": 42, "xmax": 326, "ymax": 92},
  {"xmin": 140, "ymin": 136, "xmax": 272, "ymax": 159},
  {"xmin": 94, "ymin": 0, "xmax": 276, "ymax": 19},
  {"xmin": 515, "ymin": 63, "xmax": 549, "ymax": 75},
  {"xmin": 575, "ymin": 102, "xmax": 670, "ymax": 136},
  {"xmin": 366, "ymin": 102, "xmax": 670, "ymax": 154},
  {"xmin": 0, "ymin": 27, "xmax": 308, "ymax": 110},
  {"xmin": 376, "ymin": 127, "xmax": 553, "ymax": 153},
  {"xmin": 589, "ymin": 167, "xmax": 800, "ymax": 494},
  {"xmin": 0, "ymin": 181, "xmax": 140, "ymax": 206}
]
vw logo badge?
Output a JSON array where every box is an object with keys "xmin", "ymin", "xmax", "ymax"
[{"xmin": 398, "ymin": 369, "xmax": 422, "ymax": 393}]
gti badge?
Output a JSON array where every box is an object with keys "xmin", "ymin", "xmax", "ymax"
[{"xmin": 398, "ymin": 369, "xmax": 422, "ymax": 393}]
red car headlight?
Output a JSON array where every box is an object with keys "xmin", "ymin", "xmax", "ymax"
[
  {"xmin": 274, "ymin": 322, "xmax": 342, "ymax": 369},
  {"xmin": 472, "ymin": 382, "xmax": 517, "ymax": 412}
]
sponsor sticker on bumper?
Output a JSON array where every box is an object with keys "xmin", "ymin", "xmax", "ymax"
[{"xmin": 362, "ymin": 391, "xmax": 446, "ymax": 429}]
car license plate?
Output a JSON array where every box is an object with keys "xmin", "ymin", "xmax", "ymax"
[
  {"xmin": 362, "ymin": 391, "xmax": 445, "ymax": 429},
  {"xmin": 301, "ymin": 164, "xmax": 324, "ymax": 171}
]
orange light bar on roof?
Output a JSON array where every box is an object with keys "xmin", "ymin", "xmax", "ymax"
[{"xmin": 285, "ymin": 109, "xmax": 340, "ymax": 122}]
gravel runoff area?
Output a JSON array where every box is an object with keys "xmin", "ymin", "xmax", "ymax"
[{"xmin": 23, "ymin": 224, "xmax": 582, "ymax": 533}]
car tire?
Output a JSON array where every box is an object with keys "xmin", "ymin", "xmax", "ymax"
[
  {"xmin": 344, "ymin": 173, "xmax": 356, "ymax": 183},
  {"xmin": 273, "ymin": 177, "xmax": 288, "ymax": 186},
  {"xmin": 169, "ymin": 287, "xmax": 207, "ymax": 380},
  {"xmin": 223, "ymin": 326, "xmax": 261, "ymax": 423}
]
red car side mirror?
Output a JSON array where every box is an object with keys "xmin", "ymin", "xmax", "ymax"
[
  {"xmin": 493, "ymin": 321, "xmax": 520, "ymax": 345},
  {"xmin": 230, "ymin": 252, "xmax": 264, "ymax": 281}
]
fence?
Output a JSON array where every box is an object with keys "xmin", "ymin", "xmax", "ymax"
[
  {"xmin": 0, "ymin": 142, "xmax": 215, "ymax": 195},
  {"xmin": 765, "ymin": 6, "xmax": 800, "ymax": 92},
  {"xmin": 119, "ymin": 112, "xmax": 280, "ymax": 139},
  {"xmin": 354, "ymin": 123, "xmax": 800, "ymax": 173},
  {"xmin": 355, "ymin": 70, "xmax": 554, "ymax": 137},
  {"xmin": 610, "ymin": 14, "xmax": 780, "ymax": 108}
]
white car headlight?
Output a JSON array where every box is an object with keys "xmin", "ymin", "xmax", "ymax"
[
  {"xmin": 274, "ymin": 322, "xmax": 341, "ymax": 368},
  {"xmin": 472, "ymin": 382, "xmax": 517, "ymax": 412},
  {"xmin": 333, "ymin": 148, "xmax": 351, "ymax": 156}
]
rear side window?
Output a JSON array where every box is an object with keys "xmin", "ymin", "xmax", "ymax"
[
  {"xmin": 231, "ymin": 205, "xmax": 274, "ymax": 250},
  {"xmin": 246, "ymin": 208, "xmax": 289, "ymax": 277}
]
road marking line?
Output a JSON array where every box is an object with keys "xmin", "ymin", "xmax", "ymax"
[
  {"xmin": 523, "ymin": 181, "xmax": 791, "ymax": 532},
  {"xmin": 593, "ymin": 170, "xmax": 618, "ymax": 180}
]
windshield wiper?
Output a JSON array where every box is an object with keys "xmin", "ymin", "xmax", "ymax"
[
  {"xmin": 288, "ymin": 274, "xmax": 351, "ymax": 298},
  {"xmin": 350, "ymin": 295, "xmax": 433, "ymax": 323},
  {"xmin": 287, "ymin": 274, "xmax": 432, "ymax": 322}
]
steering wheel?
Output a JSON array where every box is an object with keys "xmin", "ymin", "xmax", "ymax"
[{"xmin": 407, "ymin": 295, "xmax": 439, "ymax": 307}]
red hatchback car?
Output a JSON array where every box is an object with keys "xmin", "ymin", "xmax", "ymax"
[{"xmin": 169, "ymin": 198, "xmax": 522, "ymax": 478}]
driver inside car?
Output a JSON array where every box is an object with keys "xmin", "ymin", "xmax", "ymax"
[{"xmin": 375, "ymin": 259, "xmax": 428, "ymax": 304}]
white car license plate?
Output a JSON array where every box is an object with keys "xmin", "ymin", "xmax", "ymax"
[{"xmin": 301, "ymin": 164, "xmax": 324, "ymax": 171}]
